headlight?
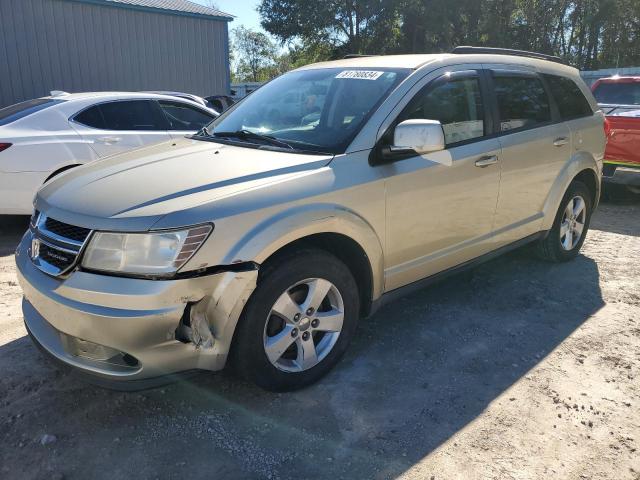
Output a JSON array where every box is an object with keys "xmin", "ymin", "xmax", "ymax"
[{"xmin": 81, "ymin": 225, "xmax": 212, "ymax": 276}]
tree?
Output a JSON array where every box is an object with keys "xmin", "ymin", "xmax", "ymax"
[
  {"xmin": 201, "ymin": 0, "xmax": 220, "ymax": 10},
  {"xmin": 232, "ymin": 26, "xmax": 279, "ymax": 82},
  {"xmin": 258, "ymin": 0, "xmax": 401, "ymax": 55},
  {"xmin": 258, "ymin": 0, "xmax": 640, "ymax": 69}
]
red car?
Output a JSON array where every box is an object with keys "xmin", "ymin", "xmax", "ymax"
[{"xmin": 592, "ymin": 76, "xmax": 640, "ymax": 194}]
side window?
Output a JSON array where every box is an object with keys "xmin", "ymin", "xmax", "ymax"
[
  {"xmin": 493, "ymin": 74, "xmax": 551, "ymax": 132},
  {"xmin": 73, "ymin": 106, "xmax": 105, "ymax": 129},
  {"xmin": 99, "ymin": 100, "xmax": 165, "ymax": 131},
  {"xmin": 158, "ymin": 101, "xmax": 215, "ymax": 130},
  {"xmin": 544, "ymin": 74, "xmax": 593, "ymax": 119},
  {"xmin": 401, "ymin": 76, "xmax": 486, "ymax": 145}
]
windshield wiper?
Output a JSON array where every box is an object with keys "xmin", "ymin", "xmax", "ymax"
[{"xmin": 212, "ymin": 129, "xmax": 294, "ymax": 150}]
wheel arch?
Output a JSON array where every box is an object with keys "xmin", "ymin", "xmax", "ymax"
[
  {"xmin": 261, "ymin": 232, "xmax": 376, "ymax": 317},
  {"xmin": 43, "ymin": 163, "xmax": 80, "ymax": 184},
  {"xmin": 541, "ymin": 153, "xmax": 601, "ymax": 231},
  {"xmin": 573, "ymin": 168, "xmax": 599, "ymax": 208},
  {"xmin": 224, "ymin": 204, "xmax": 384, "ymax": 314}
]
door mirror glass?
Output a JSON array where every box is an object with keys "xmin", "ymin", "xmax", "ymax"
[{"xmin": 392, "ymin": 119, "xmax": 445, "ymax": 154}]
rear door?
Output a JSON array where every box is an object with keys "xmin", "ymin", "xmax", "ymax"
[
  {"xmin": 487, "ymin": 69, "xmax": 572, "ymax": 243},
  {"xmin": 156, "ymin": 100, "xmax": 217, "ymax": 139},
  {"xmin": 71, "ymin": 100, "xmax": 171, "ymax": 157}
]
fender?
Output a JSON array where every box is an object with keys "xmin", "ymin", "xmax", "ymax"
[
  {"xmin": 222, "ymin": 203, "xmax": 385, "ymax": 301},
  {"xmin": 540, "ymin": 151, "xmax": 600, "ymax": 231}
]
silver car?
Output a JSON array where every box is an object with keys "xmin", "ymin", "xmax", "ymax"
[{"xmin": 16, "ymin": 48, "xmax": 605, "ymax": 391}]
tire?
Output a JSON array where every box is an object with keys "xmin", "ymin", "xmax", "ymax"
[
  {"xmin": 232, "ymin": 248, "xmax": 360, "ymax": 392},
  {"xmin": 535, "ymin": 180, "xmax": 593, "ymax": 262}
]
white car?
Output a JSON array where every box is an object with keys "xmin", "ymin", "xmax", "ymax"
[
  {"xmin": 144, "ymin": 91, "xmax": 212, "ymax": 108},
  {"xmin": 0, "ymin": 92, "xmax": 218, "ymax": 214}
]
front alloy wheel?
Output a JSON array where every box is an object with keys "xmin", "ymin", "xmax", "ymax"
[
  {"xmin": 233, "ymin": 249, "xmax": 359, "ymax": 391},
  {"xmin": 264, "ymin": 278, "xmax": 344, "ymax": 372}
]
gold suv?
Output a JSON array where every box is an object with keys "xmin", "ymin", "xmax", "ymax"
[{"xmin": 16, "ymin": 47, "xmax": 605, "ymax": 391}]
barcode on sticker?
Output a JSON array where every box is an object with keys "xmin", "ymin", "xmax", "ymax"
[{"xmin": 336, "ymin": 70, "xmax": 384, "ymax": 80}]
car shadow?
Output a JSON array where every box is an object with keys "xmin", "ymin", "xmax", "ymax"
[
  {"xmin": 594, "ymin": 190, "xmax": 640, "ymax": 237},
  {"xmin": 0, "ymin": 234, "xmax": 604, "ymax": 479},
  {"xmin": 0, "ymin": 215, "xmax": 29, "ymax": 255}
]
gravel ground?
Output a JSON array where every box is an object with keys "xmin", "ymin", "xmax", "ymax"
[{"xmin": 0, "ymin": 197, "xmax": 639, "ymax": 480}]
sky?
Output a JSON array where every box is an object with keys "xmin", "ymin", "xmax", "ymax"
[{"xmin": 193, "ymin": 1, "xmax": 263, "ymax": 31}]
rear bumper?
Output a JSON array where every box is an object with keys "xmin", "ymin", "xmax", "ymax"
[
  {"xmin": 15, "ymin": 232, "xmax": 258, "ymax": 388},
  {"xmin": 603, "ymin": 163, "xmax": 640, "ymax": 187}
]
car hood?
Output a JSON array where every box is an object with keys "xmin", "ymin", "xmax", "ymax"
[{"xmin": 37, "ymin": 138, "xmax": 333, "ymax": 231}]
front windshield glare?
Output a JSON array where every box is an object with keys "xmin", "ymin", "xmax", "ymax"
[{"xmin": 209, "ymin": 68, "xmax": 409, "ymax": 154}]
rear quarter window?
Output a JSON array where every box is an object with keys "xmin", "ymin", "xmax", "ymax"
[
  {"xmin": 544, "ymin": 75, "xmax": 593, "ymax": 119},
  {"xmin": 0, "ymin": 98, "xmax": 65, "ymax": 126}
]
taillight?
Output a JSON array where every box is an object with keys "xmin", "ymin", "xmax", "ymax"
[
  {"xmin": 0, "ymin": 142, "xmax": 12, "ymax": 153},
  {"xmin": 603, "ymin": 118, "xmax": 612, "ymax": 138}
]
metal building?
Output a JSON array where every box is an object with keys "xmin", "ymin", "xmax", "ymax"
[{"xmin": 0, "ymin": 0, "xmax": 233, "ymax": 107}]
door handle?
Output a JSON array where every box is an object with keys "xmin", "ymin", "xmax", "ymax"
[
  {"xmin": 553, "ymin": 137, "xmax": 569, "ymax": 147},
  {"xmin": 475, "ymin": 155, "xmax": 498, "ymax": 167},
  {"xmin": 96, "ymin": 136, "xmax": 121, "ymax": 144}
]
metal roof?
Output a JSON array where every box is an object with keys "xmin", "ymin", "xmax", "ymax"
[{"xmin": 74, "ymin": 0, "xmax": 234, "ymax": 21}]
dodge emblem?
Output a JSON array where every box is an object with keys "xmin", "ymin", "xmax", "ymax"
[{"xmin": 31, "ymin": 238, "xmax": 40, "ymax": 260}]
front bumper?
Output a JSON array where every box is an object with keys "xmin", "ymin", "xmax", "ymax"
[
  {"xmin": 602, "ymin": 162, "xmax": 640, "ymax": 187},
  {"xmin": 15, "ymin": 233, "xmax": 258, "ymax": 388}
]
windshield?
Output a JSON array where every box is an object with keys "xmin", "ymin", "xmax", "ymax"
[
  {"xmin": 593, "ymin": 82, "xmax": 640, "ymax": 106},
  {"xmin": 0, "ymin": 98, "xmax": 65, "ymax": 126},
  {"xmin": 204, "ymin": 67, "xmax": 410, "ymax": 154}
]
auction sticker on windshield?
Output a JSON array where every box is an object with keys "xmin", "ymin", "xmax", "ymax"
[{"xmin": 336, "ymin": 70, "xmax": 384, "ymax": 80}]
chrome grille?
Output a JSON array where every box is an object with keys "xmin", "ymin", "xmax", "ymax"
[
  {"xmin": 43, "ymin": 217, "xmax": 91, "ymax": 243},
  {"xmin": 38, "ymin": 242, "xmax": 77, "ymax": 271},
  {"xmin": 30, "ymin": 213, "xmax": 92, "ymax": 277}
]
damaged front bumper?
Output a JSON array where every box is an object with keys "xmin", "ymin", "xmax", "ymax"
[{"xmin": 15, "ymin": 233, "xmax": 257, "ymax": 389}]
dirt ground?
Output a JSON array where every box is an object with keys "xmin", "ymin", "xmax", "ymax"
[{"xmin": 0, "ymin": 196, "xmax": 639, "ymax": 480}]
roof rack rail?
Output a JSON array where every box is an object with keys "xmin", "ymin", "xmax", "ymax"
[
  {"xmin": 343, "ymin": 54, "xmax": 373, "ymax": 59},
  {"xmin": 452, "ymin": 46, "xmax": 565, "ymax": 64}
]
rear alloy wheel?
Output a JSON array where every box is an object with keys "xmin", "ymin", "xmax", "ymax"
[
  {"xmin": 536, "ymin": 180, "xmax": 592, "ymax": 262},
  {"xmin": 233, "ymin": 249, "xmax": 359, "ymax": 391},
  {"xmin": 559, "ymin": 195, "xmax": 587, "ymax": 251}
]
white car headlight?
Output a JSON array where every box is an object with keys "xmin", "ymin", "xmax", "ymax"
[{"xmin": 81, "ymin": 225, "xmax": 212, "ymax": 276}]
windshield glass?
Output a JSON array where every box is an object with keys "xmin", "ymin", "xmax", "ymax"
[
  {"xmin": 0, "ymin": 98, "xmax": 65, "ymax": 126},
  {"xmin": 205, "ymin": 67, "xmax": 410, "ymax": 154},
  {"xmin": 593, "ymin": 82, "xmax": 640, "ymax": 105}
]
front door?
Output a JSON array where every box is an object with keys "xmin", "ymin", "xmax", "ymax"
[{"xmin": 382, "ymin": 70, "xmax": 502, "ymax": 291}]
